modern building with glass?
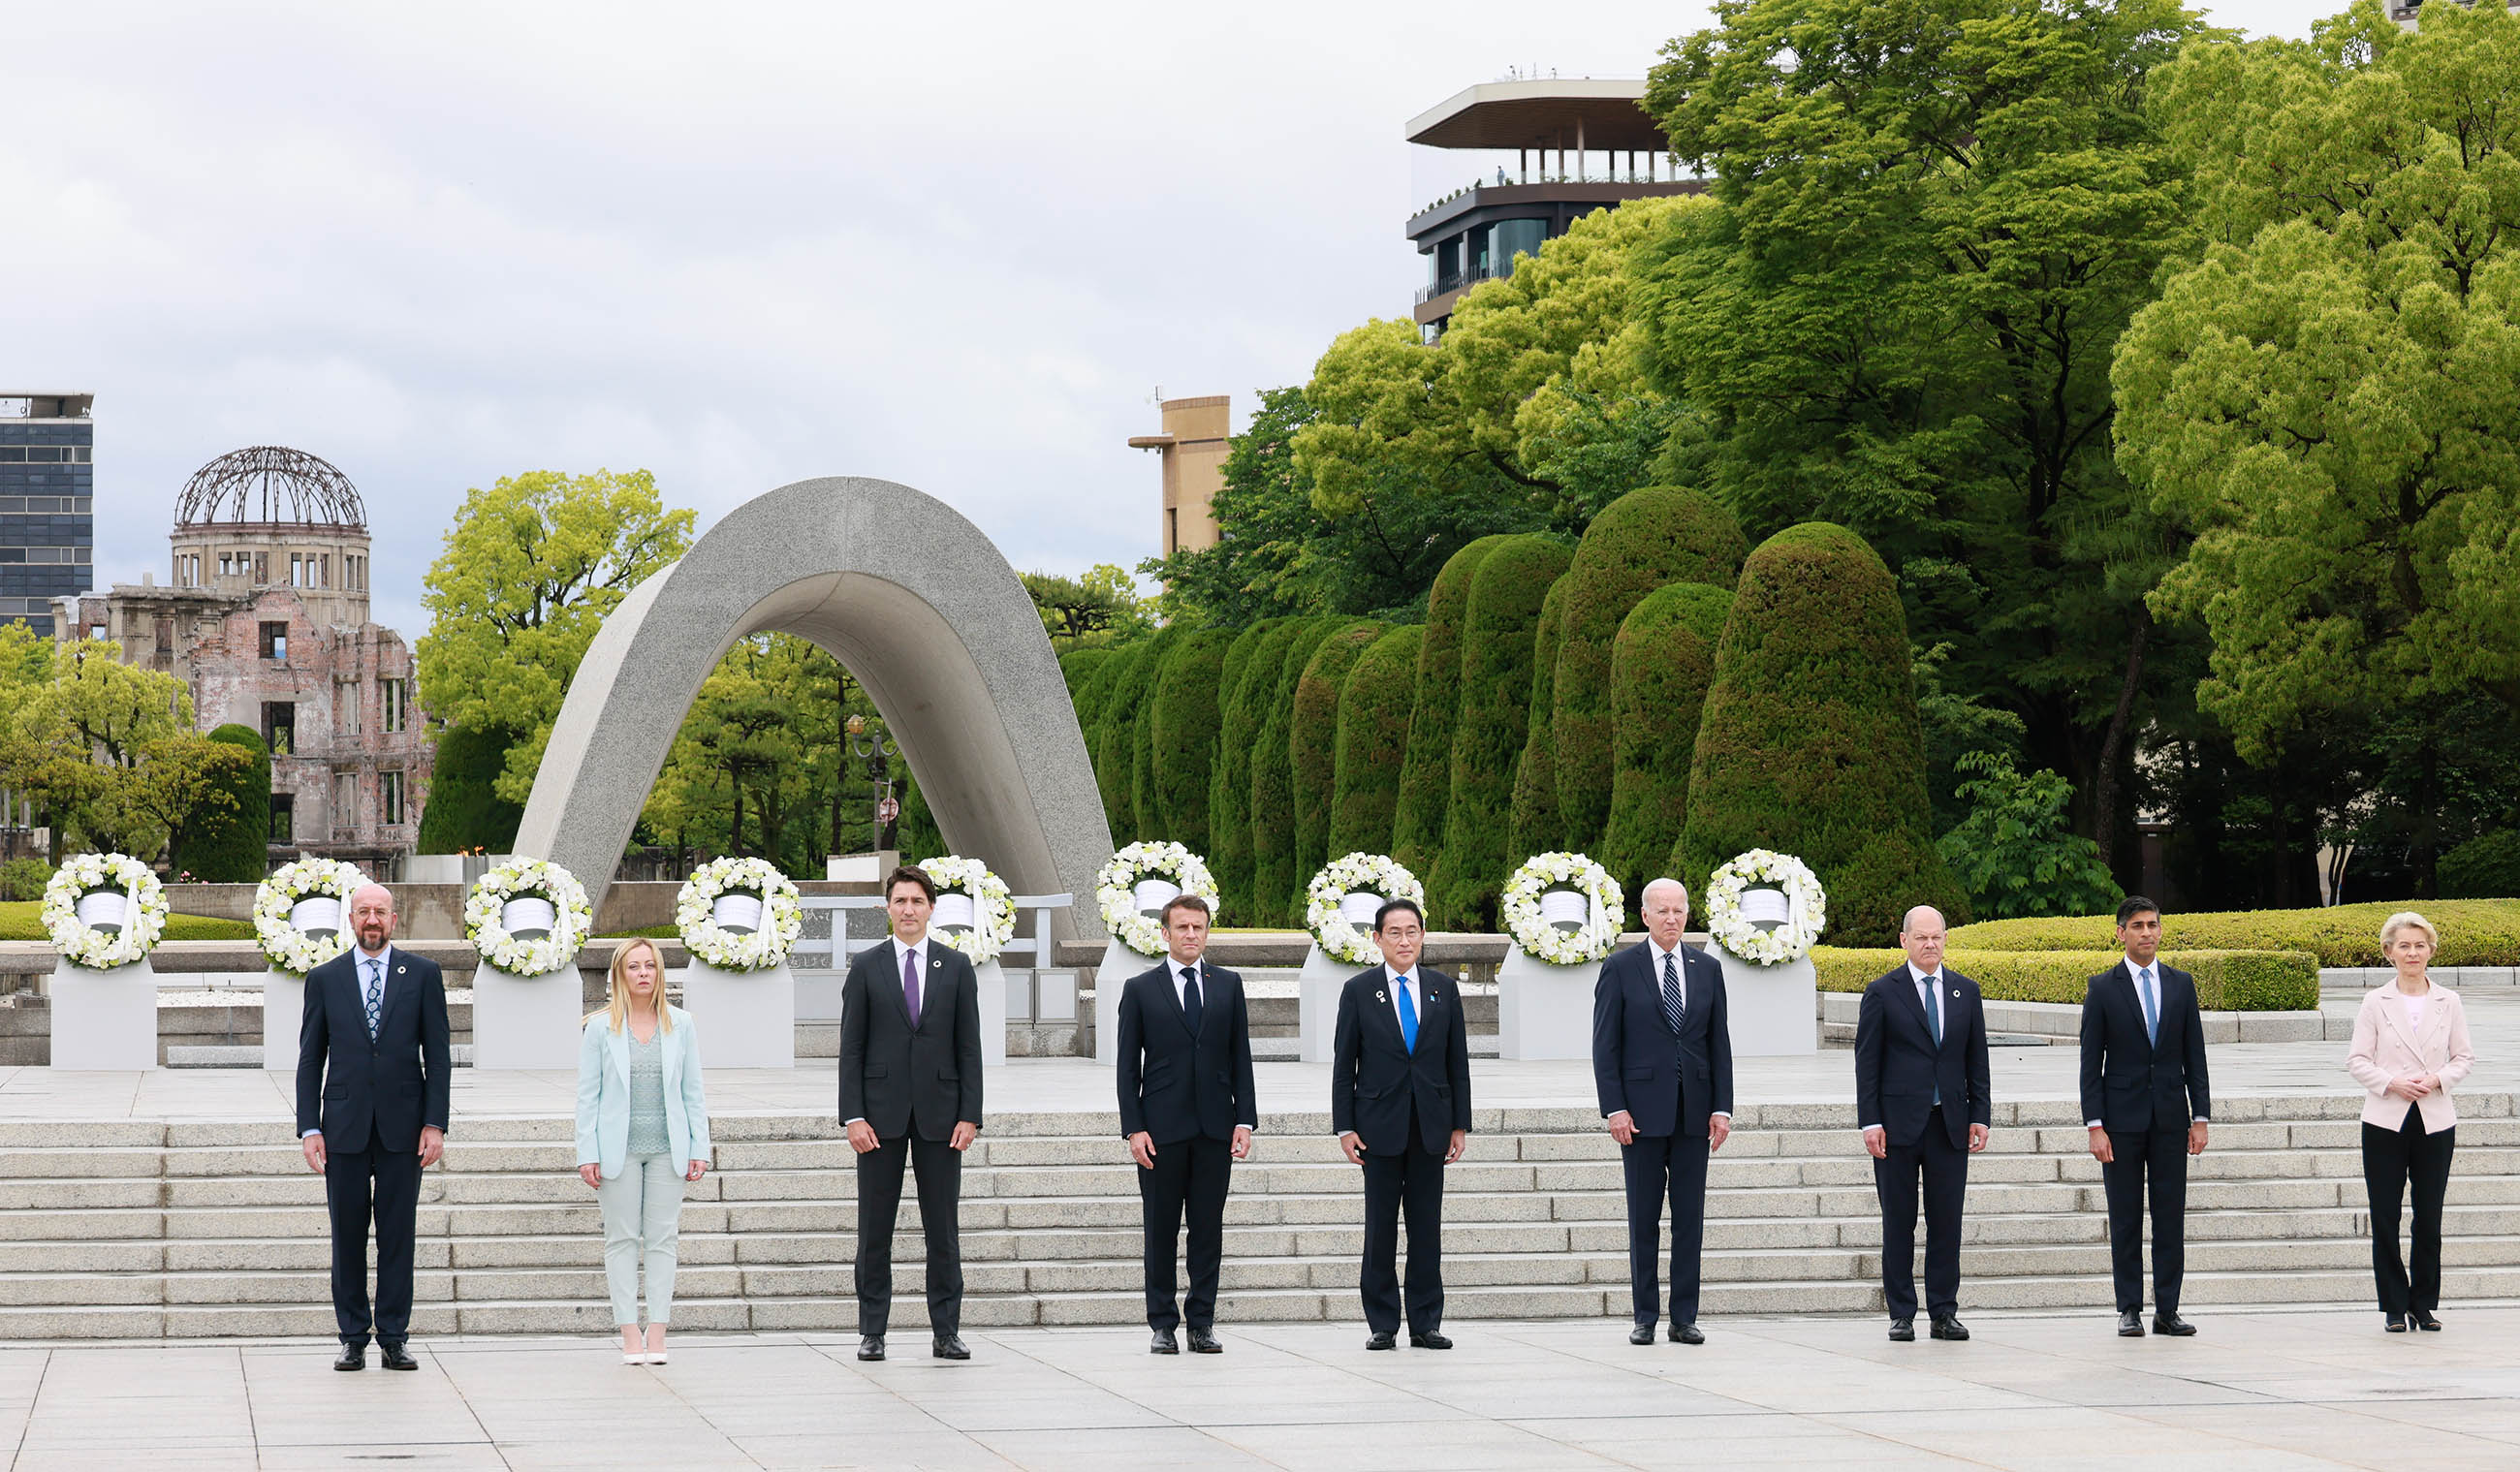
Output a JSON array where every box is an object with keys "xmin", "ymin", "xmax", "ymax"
[{"xmin": 0, "ymin": 392, "xmax": 95, "ymax": 637}]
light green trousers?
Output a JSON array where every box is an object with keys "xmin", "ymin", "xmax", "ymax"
[{"xmin": 598, "ymin": 1154, "xmax": 684, "ymax": 1326}]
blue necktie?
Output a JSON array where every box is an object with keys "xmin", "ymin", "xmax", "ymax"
[
  {"xmin": 362, "ymin": 958, "xmax": 383, "ymax": 1041},
  {"xmin": 1395, "ymin": 976, "xmax": 1419, "ymax": 1052},
  {"xmin": 2137, "ymin": 966, "xmax": 2158, "ymax": 1047},
  {"xmin": 1922, "ymin": 975, "xmax": 1941, "ymax": 1106},
  {"xmin": 1181, "ymin": 965, "xmax": 1203, "ymax": 1035}
]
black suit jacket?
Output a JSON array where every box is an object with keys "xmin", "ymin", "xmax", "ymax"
[
  {"xmin": 837, "ymin": 937, "xmax": 985, "ymax": 1141},
  {"xmin": 1591, "ymin": 942, "xmax": 1732, "ymax": 1139},
  {"xmin": 1331, "ymin": 965, "xmax": 1471, "ymax": 1156},
  {"xmin": 295, "ymin": 947, "xmax": 452, "ymax": 1151},
  {"xmin": 1115, "ymin": 958, "xmax": 1257, "ymax": 1144},
  {"xmin": 2079, "ymin": 959, "xmax": 2212, "ymax": 1133},
  {"xmin": 1853, "ymin": 965, "xmax": 1992, "ymax": 1149}
]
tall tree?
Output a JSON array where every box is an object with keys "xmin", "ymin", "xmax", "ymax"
[
  {"xmin": 1433, "ymin": 537, "xmax": 1577, "ymax": 928},
  {"xmin": 1389, "ymin": 535, "xmax": 1512, "ymax": 876},
  {"xmin": 1329, "ymin": 625, "xmax": 1426, "ymax": 860}
]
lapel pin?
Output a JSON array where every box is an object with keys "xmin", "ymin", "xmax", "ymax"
[
  {"xmin": 1375, "ymin": 989, "xmax": 1387, "ymax": 1003},
  {"xmin": 1950, "ymin": 988, "xmax": 1960, "ymax": 999}
]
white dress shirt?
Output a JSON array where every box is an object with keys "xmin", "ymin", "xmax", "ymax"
[
  {"xmin": 1171, "ymin": 956, "xmax": 1204, "ymax": 1009},
  {"xmin": 1387, "ymin": 968, "xmax": 1421, "ymax": 1036},
  {"xmin": 2087, "ymin": 956, "xmax": 2206, "ymax": 1129},
  {"xmin": 304, "ymin": 944, "xmax": 394, "ymax": 1138},
  {"xmin": 1643, "ymin": 938, "xmax": 1727, "ymax": 1120}
]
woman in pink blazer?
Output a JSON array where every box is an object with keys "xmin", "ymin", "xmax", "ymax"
[{"xmin": 2346, "ymin": 912, "xmax": 2476, "ymax": 1332}]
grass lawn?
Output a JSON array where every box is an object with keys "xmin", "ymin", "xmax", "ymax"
[{"xmin": 0, "ymin": 900, "xmax": 256, "ymax": 942}]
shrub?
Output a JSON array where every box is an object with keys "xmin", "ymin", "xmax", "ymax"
[
  {"xmin": 1131, "ymin": 633, "xmax": 1197, "ymax": 842},
  {"xmin": 1064, "ymin": 645, "xmax": 1122, "ymax": 736},
  {"xmin": 1509, "ymin": 574, "xmax": 1574, "ymax": 858},
  {"xmin": 1811, "ymin": 948, "xmax": 2320, "ymax": 1011},
  {"xmin": 1432, "ymin": 536, "xmax": 1577, "ymax": 928},
  {"xmin": 1947, "ymin": 898, "xmax": 2520, "ymax": 967},
  {"xmin": 0, "ymin": 858, "xmax": 49, "ymax": 902},
  {"xmin": 1147, "ymin": 628, "xmax": 1233, "ymax": 847},
  {"xmin": 1391, "ymin": 535, "xmax": 1514, "ymax": 876},
  {"xmin": 1598, "ymin": 582, "xmax": 1732, "ymax": 905},
  {"xmin": 414, "ymin": 722, "xmax": 519, "ymax": 857},
  {"xmin": 2441, "ymin": 830, "xmax": 2520, "ymax": 899},
  {"xmin": 1677, "ymin": 522, "xmax": 1966, "ymax": 946},
  {"xmin": 176, "ymin": 724, "xmax": 272, "ymax": 882},
  {"xmin": 1550, "ymin": 489, "xmax": 1747, "ymax": 850},
  {"xmin": 1250, "ymin": 618, "xmax": 1346, "ymax": 926},
  {"xmin": 1291, "ymin": 621, "xmax": 1387, "ymax": 898},
  {"xmin": 895, "ymin": 767, "xmax": 944, "ymax": 863},
  {"xmin": 1937, "ymin": 751, "xmax": 2123, "ymax": 919},
  {"xmin": 1210, "ymin": 619, "xmax": 1295, "ymax": 921},
  {"xmin": 1092, "ymin": 633, "xmax": 1171, "ymax": 842},
  {"xmin": 1330, "ymin": 625, "xmax": 1424, "ymax": 860}
]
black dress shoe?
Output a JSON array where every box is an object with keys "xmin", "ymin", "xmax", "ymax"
[
  {"xmin": 1629, "ymin": 1324, "xmax": 1655, "ymax": 1345},
  {"xmin": 2385, "ymin": 1313, "xmax": 2410, "ymax": 1333},
  {"xmin": 2152, "ymin": 1313, "xmax": 2196, "ymax": 1337},
  {"xmin": 1150, "ymin": 1329, "xmax": 1180, "ymax": 1355},
  {"xmin": 1670, "ymin": 1323, "xmax": 1704, "ymax": 1345},
  {"xmin": 2413, "ymin": 1309, "xmax": 2442, "ymax": 1331},
  {"xmin": 1930, "ymin": 1315, "xmax": 1969, "ymax": 1342},
  {"xmin": 1887, "ymin": 1318, "xmax": 1915, "ymax": 1342},
  {"xmin": 333, "ymin": 1344, "xmax": 365, "ymax": 1371},
  {"xmin": 379, "ymin": 1343, "xmax": 419, "ymax": 1371},
  {"xmin": 931, "ymin": 1334, "xmax": 970, "ymax": 1360},
  {"xmin": 857, "ymin": 1335, "xmax": 886, "ymax": 1362},
  {"xmin": 2117, "ymin": 1310, "xmax": 2145, "ymax": 1337},
  {"xmin": 1186, "ymin": 1328, "xmax": 1223, "ymax": 1354},
  {"xmin": 1365, "ymin": 1331, "xmax": 1396, "ymax": 1351},
  {"xmin": 1409, "ymin": 1331, "xmax": 1453, "ymax": 1350}
]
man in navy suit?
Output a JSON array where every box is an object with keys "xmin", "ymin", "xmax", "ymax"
[
  {"xmin": 1855, "ymin": 905, "xmax": 1991, "ymax": 1342},
  {"xmin": 2082, "ymin": 894, "xmax": 2211, "ymax": 1338},
  {"xmin": 1116, "ymin": 892, "xmax": 1256, "ymax": 1355},
  {"xmin": 1332, "ymin": 898, "xmax": 1470, "ymax": 1351},
  {"xmin": 1592, "ymin": 877, "xmax": 1732, "ymax": 1345},
  {"xmin": 297, "ymin": 884, "xmax": 451, "ymax": 1372}
]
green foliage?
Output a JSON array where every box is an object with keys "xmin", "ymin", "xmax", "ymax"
[
  {"xmin": 2441, "ymin": 830, "xmax": 2520, "ymax": 900},
  {"xmin": 1391, "ymin": 535, "xmax": 1513, "ymax": 876},
  {"xmin": 1091, "ymin": 633, "xmax": 1172, "ymax": 843},
  {"xmin": 1291, "ymin": 622, "xmax": 1387, "ymax": 893},
  {"xmin": 1024, "ymin": 566, "xmax": 1154, "ymax": 648},
  {"xmin": 1509, "ymin": 575, "xmax": 1575, "ymax": 858},
  {"xmin": 0, "ymin": 859, "xmax": 51, "ymax": 903},
  {"xmin": 1250, "ymin": 618, "xmax": 1344, "ymax": 926},
  {"xmin": 1329, "ymin": 626, "xmax": 1425, "ymax": 860},
  {"xmin": 1811, "ymin": 948, "xmax": 2319, "ymax": 1012},
  {"xmin": 1433, "ymin": 537, "xmax": 1578, "ymax": 928},
  {"xmin": 1949, "ymin": 898, "xmax": 2520, "ymax": 968},
  {"xmin": 1148, "ymin": 629, "xmax": 1234, "ymax": 847},
  {"xmin": 1552, "ymin": 488, "xmax": 1748, "ymax": 851},
  {"xmin": 1678, "ymin": 523, "xmax": 1967, "ymax": 945},
  {"xmin": 174, "ymin": 725, "xmax": 271, "ymax": 882},
  {"xmin": 1599, "ymin": 582, "xmax": 1733, "ymax": 905},
  {"xmin": 415, "ymin": 723, "xmax": 523, "ymax": 856},
  {"xmin": 0, "ymin": 902, "xmax": 253, "ymax": 943},
  {"xmin": 1210, "ymin": 619, "xmax": 1294, "ymax": 918},
  {"xmin": 0, "ymin": 639, "xmax": 227, "ymax": 860},
  {"xmin": 1937, "ymin": 751, "xmax": 2124, "ymax": 920},
  {"xmin": 895, "ymin": 767, "xmax": 943, "ymax": 866}
]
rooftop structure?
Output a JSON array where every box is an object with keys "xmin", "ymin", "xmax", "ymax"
[{"xmin": 1128, "ymin": 395, "xmax": 1228, "ymax": 559}]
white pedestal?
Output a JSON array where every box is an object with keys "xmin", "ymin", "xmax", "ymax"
[
  {"xmin": 263, "ymin": 968, "xmax": 306, "ymax": 1072},
  {"xmin": 1092, "ymin": 938, "xmax": 1156, "ymax": 1062},
  {"xmin": 1298, "ymin": 944, "xmax": 1359, "ymax": 1064},
  {"xmin": 1496, "ymin": 946, "xmax": 1599, "ymax": 1060},
  {"xmin": 1710, "ymin": 940, "xmax": 1817, "ymax": 1056},
  {"xmin": 972, "ymin": 958, "xmax": 1007, "ymax": 1068},
  {"xmin": 677, "ymin": 958, "xmax": 795, "ymax": 1069},
  {"xmin": 49, "ymin": 956, "xmax": 159, "ymax": 1070},
  {"xmin": 469, "ymin": 960, "xmax": 583, "ymax": 1071}
]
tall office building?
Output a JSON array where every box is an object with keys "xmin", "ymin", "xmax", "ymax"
[{"xmin": 0, "ymin": 393, "xmax": 95, "ymax": 637}]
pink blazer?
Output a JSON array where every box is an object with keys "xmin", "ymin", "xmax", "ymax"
[{"xmin": 2346, "ymin": 981, "xmax": 2475, "ymax": 1133}]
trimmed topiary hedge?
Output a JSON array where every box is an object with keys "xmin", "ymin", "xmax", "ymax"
[
  {"xmin": 896, "ymin": 767, "xmax": 945, "ymax": 865},
  {"xmin": 1509, "ymin": 574, "xmax": 1574, "ymax": 859},
  {"xmin": 1063, "ymin": 646, "xmax": 1121, "ymax": 738},
  {"xmin": 413, "ymin": 722, "xmax": 519, "ymax": 858},
  {"xmin": 1550, "ymin": 489, "xmax": 1747, "ymax": 851},
  {"xmin": 1291, "ymin": 621, "xmax": 1387, "ymax": 898},
  {"xmin": 178, "ymin": 723, "xmax": 273, "ymax": 882},
  {"xmin": 1432, "ymin": 536, "xmax": 1577, "ymax": 929},
  {"xmin": 1676, "ymin": 522, "xmax": 1965, "ymax": 947},
  {"xmin": 1250, "ymin": 618, "xmax": 1343, "ymax": 927},
  {"xmin": 1092, "ymin": 633, "xmax": 1172, "ymax": 842},
  {"xmin": 1598, "ymin": 582, "xmax": 1732, "ymax": 906},
  {"xmin": 1130, "ymin": 630, "xmax": 1194, "ymax": 843},
  {"xmin": 1811, "ymin": 948, "xmax": 2320, "ymax": 1012},
  {"xmin": 2441, "ymin": 830, "xmax": 2520, "ymax": 900},
  {"xmin": 1147, "ymin": 628, "xmax": 1233, "ymax": 848},
  {"xmin": 1330, "ymin": 625, "xmax": 1424, "ymax": 860},
  {"xmin": 1211, "ymin": 619, "xmax": 1295, "ymax": 923},
  {"xmin": 1391, "ymin": 535, "xmax": 1513, "ymax": 878},
  {"xmin": 1948, "ymin": 898, "xmax": 2520, "ymax": 968}
]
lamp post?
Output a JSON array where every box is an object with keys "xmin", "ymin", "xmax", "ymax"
[{"xmin": 845, "ymin": 714, "xmax": 899, "ymax": 852}]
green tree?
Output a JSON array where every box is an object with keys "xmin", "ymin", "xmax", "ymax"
[
  {"xmin": 417, "ymin": 468, "xmax": 695, "ymax": 805},
  {"xmin": 1148, "ymin": 628, "xmax": 1234, "ymax": 847},
  {"xmin": 1390, "ymin": 534, "xmax": 1513, "ymax": 876},
  {"xmin": 118, "ymin": 734, "xmax": 259, "ymax": 877},
  {"xmin": 416, "ymin": 723, "xmax": 525, "ymax": 855},
  {"xmin": 1209, "ymin": 619, "xmax": 1294, "ymax": 917},
  {"xmin": 1329, "ymin": 625, "xmax": 1425, "ymax": 859},
  {"xmin": 1024, "ymin": 566, "xmax": 1154, "ymax": 648},
  {"xmin": 1, "ymin": 640, "xmax": 202, "ymax": 858},
  {"xmin": 174, "ymin": 725, "xmax": 271, "ymax": 882},
  {"xmin": 1678, "ymin": 523, "xmax": 1968, "ymax": 945},
  {"xmin": 1937, "ymin": 750, "xmax": 2124, "ymax": 919},
  {"xmin": 896, "ymin": 767, "xmax": 944, "ymax": 864},
  {"xmin": 1600, "ymin": 583, "xmax": 1734, "ymax": 904},
  {"xmin": 1092, "ymin": 634, "xmax": 1172, "ymax": 842},
  {"xmin": 1291, "ymin": 621, "xmax": 1387, "ymax": 893},
  {"xmin": 1433, "ymin": 537, "xmax": 1578, "ymax": 927},
  {"xmin": 1509, "ymin": 575, "xmax": 1575, "ymax": 858},
  {"xmin": 1249, "ymin": 618, "xmax": 1343, "ymax": 925}
]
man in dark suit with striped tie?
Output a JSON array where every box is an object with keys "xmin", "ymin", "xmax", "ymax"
[
  {"xmin": 1116, "ymin": 893, "xmax": 1256, "ymax": 1355},
  {"xmin": 2082, "ymin": 895, "xmax": 2211, "ymax": 1338},
  {"xmin": 1592, "ymin": 877, "xmax": 1732, "ymax": 1345}
]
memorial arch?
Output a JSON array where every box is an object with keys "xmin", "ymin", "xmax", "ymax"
[{"xmin": 512, "ymin": 476, "xmax": 1113, "ymax": 942}]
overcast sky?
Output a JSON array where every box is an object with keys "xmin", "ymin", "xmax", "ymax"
[{"xmin": 4, "ymin": 1, "xmax": 2314, "ymax": 637}]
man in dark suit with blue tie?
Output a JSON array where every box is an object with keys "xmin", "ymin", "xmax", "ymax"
[
  {"xmin": 297, "ymin": 884, "xmax": 451, "ymax": 1372},
  {"xmin": 1592, "ymin": 877, "xmax": 1732, "ymax": 1345},
  {"xmin": 1116, "ymin": 893, "xmax": 1256, "ymax": 1355},
  {"xmin": 1332, "ymin": 898, "xmax": 1470, "ymax": 1351},
  {"xmin": 1855, "ymin": 905, "xmax": 1991, "ymax": 1342},
  {"xmin": 2082, "ymin": 895, "xmax": 2211, "ymax": 1338}
]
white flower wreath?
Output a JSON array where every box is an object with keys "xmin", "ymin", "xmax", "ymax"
[
  {"xmin": 253, "ymin": 857, "xmax": 370, "ymax": 976},
  {"xmin": 1704, "ymin": 849, "xmax": 1828, "ymax": 965},
  {"xmin": 1499, "ymin": 851, "xmax": 1624, "ymax": 965},
  {"xmin": 42, "ymin": 853, "xmax": 170, "ymax": 971},
  {"xmin": 1095, "ymin": 841, "xmax": 1221, "ymax": 957},
  {"xmin": 1305, "ymin": 851, "xmax": 1425, "ymax": 968},
  {"xmin": 918, "ymin": 855, "xmax": 1017, "ymax": 965},
  {"xmin": 676, "ymin": 856, "xmax": 803, "ymax": 971},
  {"xmin": 464, "ymin": 857, "xmax": 594, "ymax": 977}
]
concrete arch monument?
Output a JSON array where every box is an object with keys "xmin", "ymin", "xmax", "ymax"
[{"xmin": 513, "ymin": 476, "xmax": 1113, "ymax": 944}]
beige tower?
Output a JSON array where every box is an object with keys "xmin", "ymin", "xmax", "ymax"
[{"xmin": 1129, "ymin": 394, "xmax": 1228, "ymax": 558}]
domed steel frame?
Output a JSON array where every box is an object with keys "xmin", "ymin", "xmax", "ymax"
[{"xmin": 174, "ymin": 446, "xmax": 367, "ymax": 530}]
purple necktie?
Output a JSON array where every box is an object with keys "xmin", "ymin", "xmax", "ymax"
[{"xmin": 903, "ymin": 945, "xmax": 923, "ymax": 1029}]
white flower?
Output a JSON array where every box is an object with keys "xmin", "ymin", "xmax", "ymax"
[
  {"xmin": 1703, "ymin": 849, "xmax": 1828, "ymax": 965},
  {"xmin": 252, "ymin": 858, "xmax": 369, "ymax": 977},
  {"xmin": 1499, "ymin": 852, "xmax": 1623, "ymax": 965},
  {"xmin": 1095, "ymin": 842, "xmax": 1221, "ymax": 957},
  {"xmin": 1304, "ymin": 852, "xmax": 1424, "ymax": 968},
  {"xmin": 45, "ymin": 853, "xmax": 169, "ymax": 971},
  {"xmin": 674, "ymin": 857, "xmax": 803, "ymax": 971},
  {"xmin": 464, "ymin": 858, "xmax": 592, "ymax": 977},
  {"xmin": 916, "ymin": 855, "xmax": 1018, "ymax": 964}
]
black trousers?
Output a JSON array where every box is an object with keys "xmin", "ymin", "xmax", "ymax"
[
  {"xmin": 2363, "ymin": 1104, "xmax": 2455, "ymax": 1315},
  {"xmin": 1360, "ymin": 1140, "xmax": 1446, "ymax": 1336},
  {"xmin": 1875, "ymin": 1107, "xmax": 1968, "ymax": 1320},
  {"xmin": 326, "ymin": 1127, "xmax": 422, "ymax": 1348},
  {"xmin": 1138, "ymin": 1132, "xmax": 1234, "ymax": 1331},
  {"xmin": 855, "ymin": 1133, "xmax": 963, "ymax": 1336},
  {"xmin": 1622, "ymin": 1131, "xmax": 1711, "ymax": 1327},
  {"xmin": 2101, "ymin": 1124, "xmax": 2189, "ymax": 1314}
]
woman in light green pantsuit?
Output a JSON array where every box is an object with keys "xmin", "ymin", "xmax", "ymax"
[{"xmin": 576, "ymin": 938, "xmax": 710, "ymax": 1364}]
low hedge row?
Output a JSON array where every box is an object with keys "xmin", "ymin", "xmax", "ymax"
[
  {"xmin": 1810, "ymin": 947, "xmax": 2321, "ymax": 1012},
  {"xmin": 0, "ymin": 901, "xmax": 255, "ymax": 943},
  {"xmin": 1945, "ymin": 898, "xmax": 2520, "ymax": 967}
]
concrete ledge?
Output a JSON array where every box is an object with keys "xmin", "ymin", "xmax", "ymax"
[{"xmin": 1817, "ymin": 990, "xmax": 2323, "ymax": 1043}]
